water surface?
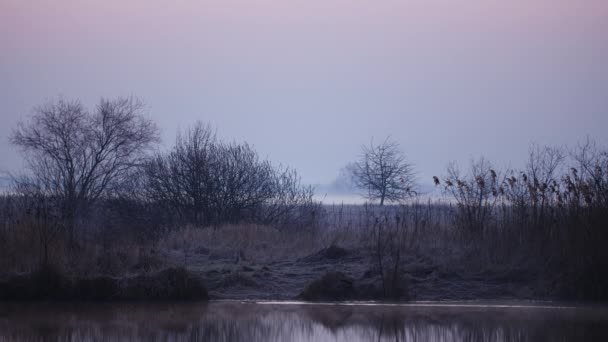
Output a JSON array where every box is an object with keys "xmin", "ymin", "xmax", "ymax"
[{"xmin": 0, "ymin": 301, "xmax": 606, "ymax": 341}]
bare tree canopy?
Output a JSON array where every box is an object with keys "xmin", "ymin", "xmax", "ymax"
[
  {"xmin": 143, "ymin": 121, "xmax": 316, "ymax": 227},
  {"xmin": 349, "ymin": 137, "xmax": 417, "ymax": 205},
  {"xmin": 143, "ymin": 122, "xmax": 217, "ymax": 225},
  {"xmin": 10, "ymin": 97, "xmax": 160, "ymax": 228}
]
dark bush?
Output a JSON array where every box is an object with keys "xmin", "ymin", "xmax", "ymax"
[
  {"xmin": 0, "ymin": 266, "xmax": 71, "ymax": 300},
  {"xmin": 299, "ymin": 245, "xmax": 349, "ymax": 263},
  {"xmin": 298, "ymin": 272, "xmax": 357, "ymax": 301},
  {"xmin": 122, "ymin": 267, "xmax": 208, "ymax": 300},
  {"xmin": 0, "ymin": 267, "xmax": 208, "ymax": 301}
]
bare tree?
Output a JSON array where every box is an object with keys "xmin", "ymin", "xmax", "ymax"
[
  {"xmin": 350, "ymin": 138, "xmax": 416, "ymax": 205},
  {"xmin": 260, "ymin": 167, "xmax": 317, "ymax": 229},
  {"xmin": 10, "ymin": 97, "xmax": 160, "ymax": 240},
  {"xmin": 144, "ymin": 122, "xmax": 216, "ymax": 225},
  {"xmin": 143, "ymin": 122, "xmax": 316, "ymax": 227},
  {"xmin": 524, "ymin": 144, "xmax": 565, "ymax": 228},
  {"xmin": 571, "ymin": 138, "xmax": 608, "ymax": 208}
]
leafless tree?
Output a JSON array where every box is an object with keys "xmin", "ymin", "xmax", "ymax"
[
  {"xmin": 350, "ymin": 138, "xmax": 416, "ymax": 205},
  {"xmin": 527, "ymin": 144, "xmax": 565, "ymax": 187},
  {"xmin": 10, "ymin": 97, "xmax": 160, "ymax": 240},
  {"xmin": 571, "ymin": 138, "xmax": 608, "ymax": 209},
  {"xmin": 144, "ymin": 122, "xmax": 216, "ymax": 225},
  {"xmin": 143, "ymin": 122, "xmax": 316, "ymax": 227},
  {"xmin": 260, "ymin": 167, "xmax": 317, "ymax": 229},
  {"xmin": 524, "ymin": 144, "xmax": 565, "ymax": 227},
  {"xmin": 211, "ymin": 142, "xmax": 276, "ymax": 223}
]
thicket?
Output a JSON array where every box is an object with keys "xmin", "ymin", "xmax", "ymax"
[
  {"xmin": 1, "ymin": 96, "xmax": 606, "ymax": 301},
  {"xmin": 0, "ymin": 98, "xmax": 317, "ymax": 277}
]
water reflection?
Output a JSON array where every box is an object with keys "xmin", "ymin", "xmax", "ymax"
[{"xmin": 0, "ymin": 301, "xmax": 606, "ymax": 341}]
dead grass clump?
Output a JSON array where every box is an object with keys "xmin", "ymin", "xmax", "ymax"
[
  {"xmin": 65, "ymin": 240, "xmax": 164, "ymax": 277},
  {"xmin": 299, "ymin": 245, "xmax": 349, "ymax": 263},
  {"xmin": 131, "ymin": 254, "xmax": 164, "ymax": 273},
  {"xmin": 0, "ymin": 267, "xmax": 207, "ymax": 301},
  {"xmin": 122, "ymin": 267, "xmax": 208, "ymax": 300},
  {"xmin": 298, "ymin": 272, "xmax": 356, "ymax": 301},
  {"xmin": 0, "ymin": 222, "xmax": 69, "ymax": 274},
  {"xmin": 0, "ymin": 219, "xmax": 165, "ymax": 279},
  {"xmin": 160, "ymin": 224, "xmax": 321, "ymax": 263},
  {"xmin": 73, "ymin": 276, "xmax": 120, "ymax": 300},
  {"xmin": 0, "ymin": 265, "xmax": 71, "ymax": 300},
  {"xmin": 219, "ymin": 272, "xmax": 259, "ymax": 289}
]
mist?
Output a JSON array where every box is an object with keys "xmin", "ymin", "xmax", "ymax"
[{"xmin": 2, "ymin": 0, "xmax": 607, "ymax": 189}]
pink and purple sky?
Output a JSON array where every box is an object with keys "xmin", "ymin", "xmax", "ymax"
[{"xmin": 1, "ymin": 0, "xmax": 607, "ymax": 188}]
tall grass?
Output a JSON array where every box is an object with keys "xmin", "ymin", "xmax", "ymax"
[{"xmin": 0, "ymin": 141, "xmax": 606, "ymax": 300}]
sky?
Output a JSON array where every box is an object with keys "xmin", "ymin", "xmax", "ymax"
[{"xmin": 1, "ymin": 0, "xmax": 607, "ymax": 192}]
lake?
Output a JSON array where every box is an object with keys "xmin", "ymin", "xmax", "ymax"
[{"xmin": 0, "ymin": 301, "xmax": 607, "ymax": 341}]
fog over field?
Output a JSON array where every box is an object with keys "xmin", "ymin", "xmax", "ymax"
[
  {"xmin": 1, "ymin": 0, "xmax": 607, "ymax": 188},
  {"xmin": 1, "ymin": 4, "xmax": 608, "ymax": 341}
]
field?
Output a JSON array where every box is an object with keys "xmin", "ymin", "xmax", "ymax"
[{"xmin": 2, "ymin": 199, "xmax": 605, "ymax": 301}]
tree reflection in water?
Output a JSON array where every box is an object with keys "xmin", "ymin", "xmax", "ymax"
[{"xmin": 0, "ymin": 302, "xmax": 606, "ymax": 341}]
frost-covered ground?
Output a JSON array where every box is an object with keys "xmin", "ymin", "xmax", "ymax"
[{"xmin": 160, "ymin": 229, "xmax": 541, "ymax": 301}]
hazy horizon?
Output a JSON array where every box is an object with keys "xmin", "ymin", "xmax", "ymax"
[{"xmin": 2, "ymin": 0, "xmax": 607, "ymax": 187}]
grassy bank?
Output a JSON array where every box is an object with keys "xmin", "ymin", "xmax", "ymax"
[
  {"xmin": 0, "ymin": 200, "xmax": 606, "ymax": 301},
  {"xmin": 0, "ymin": 267, "xmax": 208, "ymax": 301}
]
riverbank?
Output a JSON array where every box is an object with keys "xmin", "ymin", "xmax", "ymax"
[
  {"xmin": 0, "ymin": 244, "xmax": 544, "ymax": 302},
  {"xmin": 162, "ymin": 244, "xmax": 545, "ymax": 302},
  {"xmin": 0, "ymin": 221, "xmax": 604, "ymax": 302},
  {"xmin": 0, "ymin": 267, "xmax": 208, "ymax": 301}
]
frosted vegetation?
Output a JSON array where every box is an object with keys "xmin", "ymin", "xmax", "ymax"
[{"xmin": 0, "ymin": 96, "xmax": 607, "ymax": 301}]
